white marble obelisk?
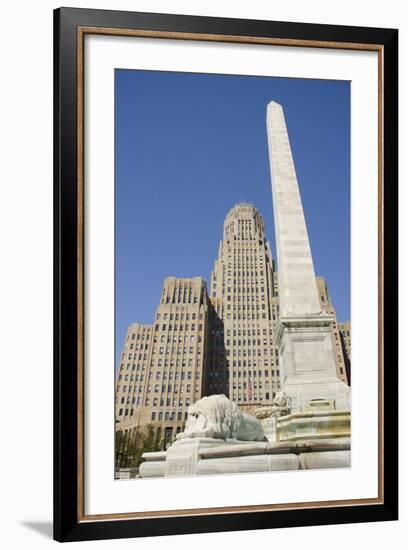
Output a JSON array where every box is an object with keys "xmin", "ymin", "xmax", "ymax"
[{"xmin": 267, "ymin": 101, "xmax": 350, "ymax": 412}]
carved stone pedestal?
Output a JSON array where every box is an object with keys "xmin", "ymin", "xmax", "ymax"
[
  {"xmin": 164, "ymin": 438, "xmax": 225, "ymax": 477},
  {"xmin": 276, "ymin": 410, "xmax": 351, "ymax": 441}
]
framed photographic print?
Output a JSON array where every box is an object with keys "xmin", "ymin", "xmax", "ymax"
[{"xmin": 54, "ymin": 7, "xmax": 398, "ymax": 542}]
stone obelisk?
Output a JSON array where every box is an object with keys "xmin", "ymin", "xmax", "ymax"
[{"xmin": 266, "ymin": 101, "xmax": 350, "ymax": 414}]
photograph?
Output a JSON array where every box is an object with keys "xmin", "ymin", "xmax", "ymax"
[{"xmin": 114, "ymin": 69, "xmax": 352, "ymax": 480}]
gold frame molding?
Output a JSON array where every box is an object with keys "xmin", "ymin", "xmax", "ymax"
[{"xmin": 76, "ymin": 26, "xmax": 384, "ymax": 523}]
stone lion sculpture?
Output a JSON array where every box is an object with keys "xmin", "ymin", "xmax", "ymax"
[
  {"xmin": 177, "ymin": 394, "xmax": 265, "ymax": 441},
  {"xmin": 255, "ymin": 390, "xmax": 291, "ymax": 420}
]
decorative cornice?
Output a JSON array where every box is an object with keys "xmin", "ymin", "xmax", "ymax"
[{"xmin": 274, "ymin": 313, "xmax": 335, "ymax": 346}]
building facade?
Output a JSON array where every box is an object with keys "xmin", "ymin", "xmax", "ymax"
[
  {"xmin": 338, "ymin": 321, "xmax": 351, "ymax": 361},
  {"xmin": 316, "ymin": 277, "xmax": 350, "ymax": 385},
  {"xmin": 208, "ymin": 204, "xmax": 281, "ymax": 409},
  {"xmin": 338, "ymin": 321, "xmax": 351, "ymax": 384},
  {"xmin": 115, "ymin": 204, "xmax": 351, "ymax": 437},
  {"xmin": 115, "ymin": 277, "xmax": 210, "ymax": 444}
]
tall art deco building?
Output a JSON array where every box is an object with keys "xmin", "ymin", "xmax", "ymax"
[{"xmin": 208, "ymin": 204, "xmax": 281, "ymax": 409}]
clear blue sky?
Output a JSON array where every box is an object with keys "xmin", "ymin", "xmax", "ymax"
[{"xmin": 115, "ymin": 69, "xmax": 350, "ymax": 365}]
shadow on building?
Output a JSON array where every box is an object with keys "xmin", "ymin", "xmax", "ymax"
[{"xmin": 204, "ymin": 303, "xmax": 229, "ymax": 398}]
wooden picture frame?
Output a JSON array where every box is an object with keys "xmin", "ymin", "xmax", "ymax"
[{"xmin": 54, "ymin": 7, "xmax": 398, "ymax": 542}]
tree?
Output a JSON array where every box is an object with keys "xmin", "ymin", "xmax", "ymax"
[{"xmin": 115, "ymin": 424, "xmax": 164, "ymax": 470}]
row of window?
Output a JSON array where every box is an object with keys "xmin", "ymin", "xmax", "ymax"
[
  {"xmin": 222, "ymin": 258, "xmax": 265, "ymax": 266},
  {"xmin": 215, "ymin": 275, "xmax": 273, "ymax": 286},
  {"xmin": 231, "ymin": 381, "xmax": 278, "ymax": 389},
  {"xmin": 151, "ymin": 411, "xmax": 188, "ymax": 421},
  {"xmin": 118, "ymin": 370, "xmax": 200, "ymax": 382},
  {"xmin": 156, "ymin": 323, "xmax": 202, "ymax": 332},
  {"xmin": 118, "ymin": 383, "xmax": 199, "ymax": 396},
  {"xmin": 155, "ymin": 335, "xmax": 198, "ymax": 343},
  {"xmin": 225, "ymin": 304, "xmax": 269, "ymax": 311},
  {"xmin": 220, "ymin": 258, "xmax": 268, "ymax": 268},
  {"xmin": 222, "ymin": 264, "xmax": 264, "ymax": 270},
  {"xmin": 219, "ymin": 259, "xmax": 265, "ymax": 266},
  {"xmin": 118, "ymin": 409, "xmax": 190, "ymax": 421},
  {"xmin": 225, "ymin": 313, "xmax": 270, "ymax": 320},
  {"xmin": 117, "ymin": 396, "xmax": 193, "ymax": 408},
  {"xmin": 209, "ymin": 369, "xmax": 280, "ymax": 378},
  {"xmin": 230, "ymin": 393, "xmax": 273, "ymax": 401},
  {"xmin": 163, "ymin": 296, "xmax": 201, "ymax": 305},
  {"xmin": 226, "ymin": 348, "xmax": 274, "ymax": 357},
  {"xmin": 152, "ymin": 359, "xmax": 201, "ymax": 368},
  {"xmin": 124, "ymin": 347, "xmax": 203, "ymax": 364},
  {"xmin": 156, "ymin": 346, "xmax": 201, "ymax": 355},
  {"xmin": 128, "ymin": 332, "xmax": 151, "ymax": 341},
  {"xmin": 123, "ymin": 361, "xmax": 202, "ymax": 373},
  {"xmin": 224, "ymin": 241, "xmax": 265, "ymax": 249},
  {"xmin": 127, "ymin": 343, "xmax": 149, "ymax": 350},
  {"xmin": 157, "ymin": 312, "xmax": 203, "ymax": 321},
  {"xmin": 227, "ymin": 328, "xmax": 275, "ymax": 337},
  {"xmin": 225, "ymin": 338, "xmax": 273, "ymax": 346},
  {"xmin": 121, "ymin": 363, "xmax": 146, "ymax": 372},
  {"xmin": 226, "ymin": 296, "xmax": 268, "ymax": 305},
  {"xmin": 220, "ymin": 271, "xmax": 265, "ymax": 277},
  {"xmin": 230, "ymin": 359, "xmax": 278, "ymax": 367},
  {"xmin": 225, "ymin": 286, "xmax": 267, "ymax": 294},
  {"xmin": 125, "ymin": 353, "xmax": 148, "ymax": 361},
  {"xmin": 224, "ymin": 234, "xmax": 263, "ymax": 241}
]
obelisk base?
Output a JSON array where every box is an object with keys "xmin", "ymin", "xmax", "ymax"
[{"xmin": 276, "ymin": 315, "xmax": 351, "ymax": 413}]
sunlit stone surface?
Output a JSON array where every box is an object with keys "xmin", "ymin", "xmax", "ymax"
[{"xmin": 266, "ymin": 101, "xmax": 350, "ymax": 413}]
